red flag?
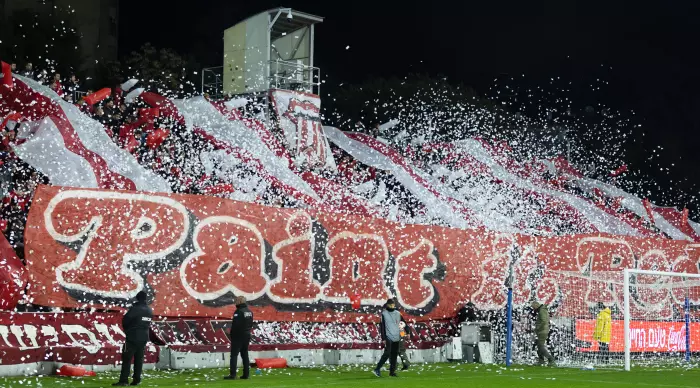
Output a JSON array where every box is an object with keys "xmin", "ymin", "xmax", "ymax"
[
  {"xmin": 1, "ymin": 112, "xmax": 21, "ymax": 130},
  {"xmin": 610, "ymin": 164, "xmax": 628, "ymax": 177},
  {"xmin": 1, "ymin": 62, "xmax": 12, "ymax": 88},
  {"xmin": 83, "ymin": 88, "xmax": 111, "ymax": 105},
  {"xmin": 349, "ymin": 293, "xmax": 362, "ymax": 309}
]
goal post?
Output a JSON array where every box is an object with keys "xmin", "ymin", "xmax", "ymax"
[
  {"xmin": 623, "ymin": 268, "xmax": 700, "ymax": 371},
  {"xmin": 502, "ymin": 269, "xmax": 699, "ymax": 369}
]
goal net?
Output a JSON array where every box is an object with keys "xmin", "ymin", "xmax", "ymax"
[
  {"xmin": 509, "ymin": 269, "xmax": 699, "ymax": 370},
  {"xmin": 623, "ymin": 269, "xmax": 700, "ymax": 371}
]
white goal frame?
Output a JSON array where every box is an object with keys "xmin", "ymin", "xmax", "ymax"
[{"xmin": 623, "ymin": 268, "xmax": 700, "ymax": 371}]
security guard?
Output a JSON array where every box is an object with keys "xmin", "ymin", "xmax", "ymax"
[
  {"xmin": 114, "ymin": 291, "xmax": 153, "ymax": 386},
  {"xmin": 225, "ymin": 296, "xmax": 254, "ymax": 380}
]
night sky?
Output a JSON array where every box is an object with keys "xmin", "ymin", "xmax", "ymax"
[{"xmin": 120, "ymin": 0, "xmax": 700, "ymax": 212}]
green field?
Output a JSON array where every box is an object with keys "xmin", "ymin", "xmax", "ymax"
[{"xmin": 3, "ymin": 364, "xmax": 699, "ymax": 388}]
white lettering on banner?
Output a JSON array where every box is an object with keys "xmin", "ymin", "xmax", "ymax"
[
  {"xmin": 41, "ymin": 325, "xmax": 59, "ymax": 344},
  {"xmin": 62, "ymin": 324, "xmax": 102, "ymax": 354},
  {"xmin": 472, "ymin": 234, "xmax": 516, "ymax": 310},
  {"xmin": 0, "ymin": 326, "xmax": 11, "ymax": 346},
  {"xmin": 629, "ymin": 326, "xmax": 687, "ymax": 351},
  {"xmin": 0, "ymin": 321, "xmax": 133, "ymax": 353},
  {"xmin": 35, "ymin": 187, "xmax": 700, "ymax": 317},
  {"xmin": 647, "ymin": 327, "xmax": 665, "ymax": 349},
  {"xmin": 22, "ymin": 325, "xmax": 39, "ymax": 349},
  {"xmin": 268, "ymin": 212, "xmax": 323, "ymax": 304},
  {"xmin": 668, "ymin": 326, "xmax": 687, "ymax": 351},
  {"xmin": 322, "ymin": 232, "xmax": 390, "ymax": 304},
  {"xmin": 394, "ymin": 238, "xmax": 438, "ymax": 309},
  {"xmin": 111, "ymin": 324, "xmax": 126, "ymax": 338},
  {"xmin": 94, "ymin": 323, "xmax": 119, "ymax": 346},
  {"xmin": 576, "ymin": 237, "xmax": 633, "ymax": 308},
  {"xmin": 630, "ymin": 328, "xmax": 646, "ymax": 349},
  {"xmin": 45, "ymin": 190, "xmax": 191, "ymax": 299},
  {"xmin": 10, "ymin": 325, "xmax": 28, "ymax": 348},
  {"xmin": 179, "ymin": 216, "xmax": 269, "ymax": 302}
]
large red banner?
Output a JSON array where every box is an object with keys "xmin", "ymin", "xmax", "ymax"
[{"xmin": 24, "ymin": 186, "xmax": 700, "ymax": 321}]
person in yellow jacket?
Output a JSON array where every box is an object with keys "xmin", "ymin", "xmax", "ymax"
[{"xmin": 594, "ymin": 302, "xmax": 612, "ymax": 362}]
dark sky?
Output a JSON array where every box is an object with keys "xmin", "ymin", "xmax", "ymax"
[{"xmin": 120, "ymin": 0, "xmax": 700, "ymax": 211}]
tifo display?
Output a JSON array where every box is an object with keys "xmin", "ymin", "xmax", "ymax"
[{"xmin": 0, "ymin": 5, "xmax": 699, "ymax": 384}]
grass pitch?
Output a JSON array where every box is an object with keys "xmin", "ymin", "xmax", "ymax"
[{"xmin": 2, "ymin": 363, "xmax": 699, "ymax": 388}]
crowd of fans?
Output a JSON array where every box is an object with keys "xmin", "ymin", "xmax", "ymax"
[
  {"xmin": 9, "ymin": 61, "xmax": 83, "ymax": 103},
  {"xmin": 1, "ymin": 60, "xmax": 669, "ymax": 260},
  {"xmin": 0, "ymin": 132, "xmax": 48, "ymax": 262}
]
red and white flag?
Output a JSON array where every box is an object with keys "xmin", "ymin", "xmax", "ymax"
[{"xmin": 0, "ymin": 75, "xmax": 171, "ymax": 192}]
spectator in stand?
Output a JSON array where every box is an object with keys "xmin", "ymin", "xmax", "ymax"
[
  {"xmin": 10, "ymin": 63, "xmax": 17, "ymax": 73},
  {"xmin": 0, "ymin": 129, "xmax": 17, "ymax": 153},
  {"xmin": 104, "ymin": 98, "xmax": 117, "ymax": 116},
  {"xmin": 36, "ymin": 69, "xmax": 48, "ymax": 84},
  {"xmin": 66, "ymin": 74, "xmax": 80, "ymax": 99},
  {"xmin": 21, "ymin": 63, "xmax": 34, "ymax": 79},
  {"xmin": 93, "ymin": 106, "xmax": 111, "ymax": 128},
  {"xmin": 101, "ymin": 99, "xmax": 120, "ymax": 129},
  {"xmin": 50, "ymin": 73, "xmax": 63, "ymax": 96}
]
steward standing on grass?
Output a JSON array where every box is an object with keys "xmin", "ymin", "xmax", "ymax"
[
  {"xmin": 531, "ymin": 301, "xmax": 555, "ymax": 366},
  {"xmin": 114, "ymin": 291, "xmax": 153, "ymax": 387},
  {"xmin": 225, "ymin": 296, "xmax": 254, "ymax": 380},
  {"xmin": 373, "ymin": 299, "xmax": 402, "ymax": 377}
]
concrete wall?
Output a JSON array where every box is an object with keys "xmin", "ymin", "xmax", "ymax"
[{"xmin": 166, "ymin": 345, "xmax": 450, "ymax": 370}]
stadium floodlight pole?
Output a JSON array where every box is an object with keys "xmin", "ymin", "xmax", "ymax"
[
  {"xmin": 504, "ymin": 273, "xmax": 514, "ymax": 367},
  {"xmin": 623, "ymin": 268, "xmax": 631, "ymax": 372}
]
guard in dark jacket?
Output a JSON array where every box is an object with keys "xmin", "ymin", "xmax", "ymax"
[
  {"xmin": 225, "ymin": 296, "xmax": 254, "ymax": 380},
  {"xmin": 114, "ymin": 291, "xmax": 153, "ymax": 386}
]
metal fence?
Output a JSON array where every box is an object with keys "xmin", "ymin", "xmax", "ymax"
[
  {"xmin": 268, "ymin": 59, "xmax": 321, "ymax": 95},
  {"xmin": 201, "ymin": 66, "xmax": 224, "ymax": 99},
  {"xmin": 201, "ymin": 60, "xmax": 321, "ymax": 98}
]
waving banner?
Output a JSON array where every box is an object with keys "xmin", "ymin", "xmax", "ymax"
[
  {"xmin": 270, "ymin": 90, "xmax": 336, "ymax": 170},
  {"xmin": 25, "ymin": 185, "xmax": 700, "ymax": 322}
]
